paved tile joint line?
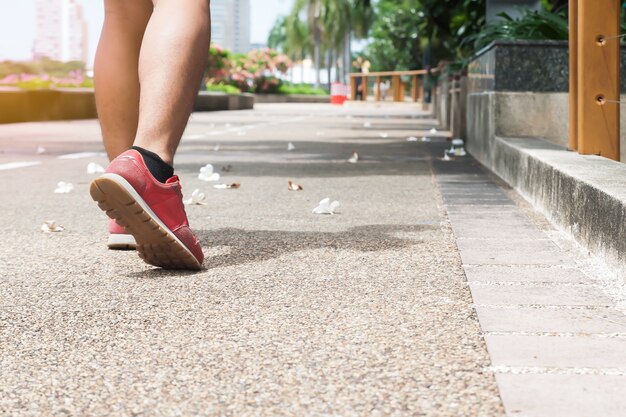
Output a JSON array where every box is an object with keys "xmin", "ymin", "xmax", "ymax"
[{"xmin": 433, "ymin": 158, "xmax": 626, "ymax": 417}]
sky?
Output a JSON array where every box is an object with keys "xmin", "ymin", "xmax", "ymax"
[{"xmin": 0, "ymin": 0, "xmax": 295, "ymax": 66}]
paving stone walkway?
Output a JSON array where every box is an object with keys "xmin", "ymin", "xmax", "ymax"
[{"xmin": 0, "ymin": 103, "xmax": 625, "ymax": 416}]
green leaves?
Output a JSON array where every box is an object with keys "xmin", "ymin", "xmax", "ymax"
[
  {"xmin": 464, "ymin": 9, "xmax": 568, "ymax": 51},
  {"xmin": 365, "ymin": 0, "xmax": 486, "ymax": 71}
]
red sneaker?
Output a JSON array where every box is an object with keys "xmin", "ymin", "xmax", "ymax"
[
  {"xmin": 107, "ymin": 219, "xmax": 136, "ymax": 250},
  {"xmin": 90, "ymin": 149, "xmax": 204, "ymax": 270}
]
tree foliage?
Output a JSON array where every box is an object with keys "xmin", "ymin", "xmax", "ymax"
[{"xmin": 365, "ymin": 0, "xmax": 486, "ymax": 71}]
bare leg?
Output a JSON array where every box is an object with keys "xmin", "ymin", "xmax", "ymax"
[
  {"xmin": 133, "ymin": 0, "xmax": 211, "ymax": 165},
  {"xmin": 94, "ymin": 0, "xmax": 153, "ymax": 161}
]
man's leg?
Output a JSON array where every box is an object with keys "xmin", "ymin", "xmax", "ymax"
[
  {"xmin": 94, "ymin": 0, "xmax": 153, "ymax": 161},
  {"xmin": 90, "ymin": 0, "xmax": 210, "ymax": 269},
  {"xmin": 133, "ymin": 0, "xmax": 211, "ymax": 165}
]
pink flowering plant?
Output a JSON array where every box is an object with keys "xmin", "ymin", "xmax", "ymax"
[
  {"xmin": 0, "ymin": 70, "xmax": 93, "ymax": 90},
  {"xmin": 204, "ymin": 45, "xmax": 292, "ymax": 94}
]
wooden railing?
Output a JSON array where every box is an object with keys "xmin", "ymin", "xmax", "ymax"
[
  {"xmin": 349, "ymin": 69, "xmax": 438, "ymax": 104},
  {"xmin": 569, "ymin": 0, "xmax": 620, "ymax": 161}
]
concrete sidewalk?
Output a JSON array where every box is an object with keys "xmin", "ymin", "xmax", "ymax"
[{"xmin": 0, "ymin": 103, "xmax": 624, "ymax": 416}]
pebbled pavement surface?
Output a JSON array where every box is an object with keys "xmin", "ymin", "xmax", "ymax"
[{"xmin": 0, "ymin": 103, "xmax": 504, "ymax": 416}]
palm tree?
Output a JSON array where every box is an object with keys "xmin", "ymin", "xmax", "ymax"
[
  {"xmin": 268, "ymin": 15, "xmax": 313, "ymax": 83},
  {"xmin": 267, "ymin": 16, "xmax": 288, "ymax": 51},
  {"xmin": 288, "ymin": 0, "xmax": 373, "ymax": 87},
  {"xmin": 322, "ymin": 0, "xmax": 373, "ymax": 84},
  {"xmin": 293, "ymin": 0, "xmax": 324, "ymax": 88}
]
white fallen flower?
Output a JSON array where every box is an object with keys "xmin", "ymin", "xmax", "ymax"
[
  {"xmin": 213, "ymin": 144, "xmax": 221, "ymax": 152},
  {"xmin": 213, "ymin": 182, "xmax": 240, "ymax": 189},
  {"xmin": 41, "ymin": 220, "xmax": 64, "ymax": 233},
  {"xmin": 442, "ymin": 153, "xmax": 452, "ymax": 161},
  {"xmin": 36, "ymin": 145, "xmax": 47, "ymax": 155},
  {"xmin": 87, "ymin": 162, "xmax": 105, "ymax": 175},
  {"xmin": 429, "ymin": 128, "xmax": 438, "ymax": 134},
  {"xmin": 287, "ymin": 142, "xmax": 296, "ymax": 151},
  {"xmin": 288, "ymin": 180, "xmax": 303, "ymax": 191},
  {"xmin": 421, "ymin": 136, "xmax": 431, "ymax": 142},
  {"xmin": 54, "ymin": 182, "xmax": 74, "ymax": 194},
  {"xmin": 313, "ymin": 198, "xmax": 341, "ymax": 215},
  {"xmin": 406, "ymin": 136, "xmax": 418, "ymax": 142},
  {"xmin": 198, "ymin": 164, "xmax": 220, "ymax": 182},
  {"xmin": 183, "ymin": 189, "xmax": 206, "ymax": 205},
  {"xmin": 363, "ymin": 122, "xmax": 372, "ymax": 128},
  {"xmin": 348, "ymin": 152, "xmax": 360, "ymax": 164},
  {"xmin": 379, "ymin": 132, "xmax": 389, "ymax": 138}
]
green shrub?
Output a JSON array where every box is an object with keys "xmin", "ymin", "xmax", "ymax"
[
  {"xmin": 205, "ymin": 83, "xmax": 241, "ymax": 94},
  {"xmin": 278, "ymin": 83, "xmax": 328, "ymax": 96}
]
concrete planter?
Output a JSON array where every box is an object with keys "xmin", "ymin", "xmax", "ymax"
[
  {"xmin": 253, "ymin": 94, "xmax": 330, "ymax": 104},
  {"xmin": 465, "ymin": 40, "xmax": 626, "ymax": 161},
  {"xmin": 0, "ymin": 89, "xmax": 255, "ymax": 124},
  {"xmin": 194, "ymin": 92, "xmax": 254, "ymax": 111},
  {"xmin": 0, "ymin": 88, "xmax": 98, "ymax": 124}
]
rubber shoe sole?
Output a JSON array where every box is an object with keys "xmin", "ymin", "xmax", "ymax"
[
  {"xmin": 90, "ymin": 173, "xmax": 203, "ymax": 270},
  {"xmin": 107, "ymin": 233, "xmax": 137, "ymax": 250}
]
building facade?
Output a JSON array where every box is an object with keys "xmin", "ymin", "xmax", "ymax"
[
  {"xmin": 211, "ymin": 0, "xmax": 251, "ymax": 53},
  {"xmin": 32, "ymin": 0, "xmax": 89, "ymax": 63}
]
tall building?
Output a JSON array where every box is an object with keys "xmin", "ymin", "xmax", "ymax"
[
  {"xmin": 32, "ymin": 0, "xmax": 89, "ymax": 63},
  {"xmin": 211, "ymin": 0, "xmax": 251, "ymax": 53}
]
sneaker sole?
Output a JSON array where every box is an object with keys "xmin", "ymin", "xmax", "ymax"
[
  {"xmin": 107, "ymin": 233, "xmax": 137, "ymax": 250},
  {"xmin": 90, "ymin": 173, "xmax": 203, "ymax": 270}
]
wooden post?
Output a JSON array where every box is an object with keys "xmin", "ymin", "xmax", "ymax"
[
  {"xmin": 362, "ymin": 75, "xmax": 368, "ymax": 101},
  {"xmin": 411, "ymin": 75, "xmax": 419, "ymax": 102},
  {"xmin": 569, "ymin": 0, "xmax": 578, "ymax": 151},
  {"xmin": 392, "ymin": 75, "xmax": 400, "ymax": 102},
  {"xmin": 375, "ymin": 76, "xmax": 381, "ymax": 101},
  {"xmin": 577, "ymin": 0, "xmax": 620, "ymax": 161},
  {"xmin": 350, "ymin": 76, "xmax": 357, "ymax": 101}
]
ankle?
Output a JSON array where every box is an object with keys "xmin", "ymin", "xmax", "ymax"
[{"xmin": 130, "ymin": 146, "xmax": 174, "ymax": 183}]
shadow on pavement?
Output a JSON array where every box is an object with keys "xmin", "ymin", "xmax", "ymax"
[{"xmin": 126, "ymin": 223, "xmax": 437, "ymax": 277}]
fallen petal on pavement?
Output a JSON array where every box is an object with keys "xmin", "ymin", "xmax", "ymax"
[
  {"xmin": 348, "ymin": 152, "xmax": 360, "ymax": 164},
  {"xmin": 313, "ymin": 198, "xmax": 341, "ymax": 215},
  {"xmin": 198, "ymin": 164, "xmax": 221, "ymax": 182},
  {"xmin": 87, "ymin": 162, "xmax": 105, "ymax": 175},
  {"xmin": 406, "ymin": 137, "xmax": 418, "ymax": 142},
  {"xmin": 36, "ymin": 146, "xmax": 47, "ymax": 155},
  {"xmin": 288, "ymin": 180, "xmax": 303, "ymax": 191},
  {"xmin": 287, "ymin": 142, "xmax": 296, "ymax": 151},
  {"xmin": 41, "ymin": 220, "xmax": 64, "ymax": 233},
  {"xmin": 54, "ymin": 182, "xmax": 74, "ymax": 193},
  {"xmin": 214, "ymin": 182, "xmax": 241, "ymax": 189},
  {"xmin": 183, "ymin": 189, "xmax": 207, "ymax": 205}
]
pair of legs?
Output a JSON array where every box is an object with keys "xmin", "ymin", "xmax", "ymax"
[{"xmin": 95, "ymin": 0, "xmax": 211, "ymax": 165}]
